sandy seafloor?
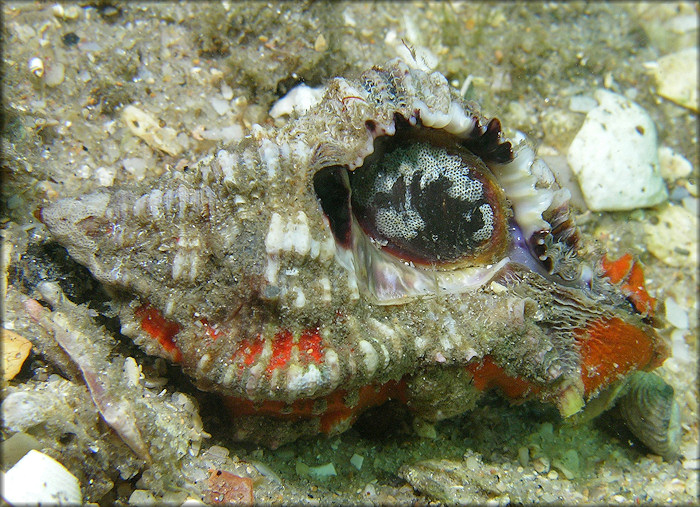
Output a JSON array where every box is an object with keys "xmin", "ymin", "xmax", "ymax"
[{"xmin": 1, "ymin": 2, "xmax": 698, "ymax": 505}]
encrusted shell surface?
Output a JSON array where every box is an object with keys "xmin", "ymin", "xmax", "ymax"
[{"xmin": 40, "ymin": 60, "xmax": 671, "ymax": 447}]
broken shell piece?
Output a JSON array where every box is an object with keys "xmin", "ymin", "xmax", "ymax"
[
  {"xmin": 1, "ymin": 449, "xmax": 82, "ymax": 505},
  {"xmin": 2, "ymin": 329, "xmax": 32, "ymax": 381},
  {"xmin": 651, "ymin": 47, "xmax": 699, "ymax": 112},
  {"xmin": 617, "ymin": 371, "xmax": 681, "ymax": 461},
  {"xmin": 122, "ymin": 105, "xmax": 183, "ymax": 156}
]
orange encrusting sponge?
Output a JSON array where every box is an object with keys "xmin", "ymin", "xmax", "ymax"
[
  {"xmin": 466, "ymin": 355, "xmax": 541, "ymax": 399},
  {"xmin": 575, "ymin": 316, "xmax": 667, "ymax": 397},
  {"xmin": 601, "ymin": 253, "xmax": 656, "ymax": 316},
  {"xmin": 135, "ymin": 304, "xmax": 183, "ymax": 362},
  {"xmin": 224, "ymin": 379, "xmax": 407, "ymax": 435}
]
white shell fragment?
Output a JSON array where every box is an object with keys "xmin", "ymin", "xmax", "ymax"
[
  {"xmin": 665, "ymin": 297, "xmax": 689, "ymax": 329},
  {"xmin": 643, "ymin": 203, "xmax": 698, "ymax": 267},
  {"xmin": 651, "ymin": 47, "xmax": 698, "ymax": 112},
  {"xmin": 45, "ymin": 61, "xmax": 66, "ymax": 87},
  {"xmin": 658, "ymin": 146, "xmax": 693, "ymax": 181},
  {"xmin": 1, "ymin": 449, "xmax": 82, "ymax": 505},
  {"xmin": 122, "ymin": 105, "xmax": 183, "ymax": 156},
  {"xmin": 567, "ymin": 90, "xmax": 668, "ymax": 211},
  {"xmin": 269, "ymin": 83, "xmax": 325, "ymax": 119}
]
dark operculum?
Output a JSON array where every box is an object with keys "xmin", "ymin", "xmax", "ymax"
[{"xmin": 314, "ymin": 115, "xmax": 512, "ymax": 270}]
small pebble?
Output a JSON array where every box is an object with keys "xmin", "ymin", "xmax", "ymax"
[
  {"xmin": 28, "ymin": 57, "xmax": 44, "ymax": 78},
  {"xmin": 1, "ymin": 432, "xmax": 40, "ymax": 469},
  {"xmin": 465, "ymin": 455, "xmax": 480, "ymax": 470},
  {"xmin": 129, "ymin": 489, "xmax": 157, "ymax": 505},
  {"xmin": 643, "ymin": 204, "xmax": 698, "ymax": 267},
  {"xmin": 670, "ymin": 328, "xmax": 692, "ymax": 362},
  {"xmin": 362, "ymin": 483, "xmax": 377, "ymax": 498},
  {"xmin": 553, "ymin": 449, "xmax": 580, "ymax": 479},
  {"xmin": 61, "ymin": 32, "xmax": 80, "ymax": 47},
  {"xmin": 64, "ymin": 5, "xmax": 81, "ymax": 20},
  {"xmin": 2, "ymin": 329, "xmax": 32, "ymax": 381},
  {"xmin": 44, "ymin": 62, "xmax": 65, "ymax": 87},
  {"xmin": 210, "ymin": 97, "xmax": 230, "ymax": 116},
  {"xmin": 221, "ymin": 83, "xmax": 233, "ymax": 101},
  {"xmin": 307, "ymin": 462, "xmax": 337, "ymax": 478},
  {"xmin": 669, "ymin": 185, "xmax": 691, "ymax": 202},
  {"xmin": 51, "ymin": 4, "xmax": 65, "ymax": 18},
  {"xmin": 314, "ymin": 33, "xmax": 328, "ymax": 52},
  {"xmin": 94, "ymin": 166, "xmax": 116, "ymax": 187},
  {"xmin": 350, "ymin": 453, "xmax": 364, "ymax": 471},
  {"xmin": 4, "ymin": 451, "xmax": 82, "ymax": 505},
  {"xmin": 412, "ymin": 417, "xmax": 437, "ymax": 439},
  {"xmin": 533, "ymin": 456, "xmax": 550, "ymax": 474},
  {"xmin": 665, "ymin": 297, "xmax": 689, "ymax": 329},
  {"xmin": 659, "ymin": 146, "xmax": 693, "ymax": 181},
  {"xmin": 682, "ymin": 458, "xmax": 700, "ymax": 470},
  {"xmin": 517, "ymin": 446, "xmax": 529, "ymax": 467},
  {"xmin": 652, "ymin": 47, "xmax": 698, "ymax": 112},
  {"xmin": 77, "ymin": 70, "xmax": 92, "ymax": 82},
  {"xmin": 681, "ymin": 196, "xmax": 697, "ymax": 214},
  {"xmin": 122, "ymin": 157, "xmax": 149, "ymax": 179}
]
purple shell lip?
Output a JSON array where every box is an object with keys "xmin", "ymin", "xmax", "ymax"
[
  {"xmin": 506, "ymin": 220, "xmax": 594, "ymax": 292},
  {"xmin": 507, "ymin": 220, "xmax": 552, "ymax": 277}
]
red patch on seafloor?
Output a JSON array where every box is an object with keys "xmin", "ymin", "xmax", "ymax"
[
  {"xmin": 204, "ymin": 469, "xmax": 254, "ymax": 505},
  {"xmin": 466, "ymin": 355, "xmax": 540, "ymax": 399},
  {"xmin": 224, "ymin": 379, "xmax": 408, "ymax": 435},
  {"xmin": 601, "ymin": 253, "xmax": 656, "ymax": 316},
  {"xmin": 575, "ymin": 316, "xmax": 664, "ymax": 396},
  {"xmin": 134, "ymin": 304, "xmax": 183, "ymax": 362}
]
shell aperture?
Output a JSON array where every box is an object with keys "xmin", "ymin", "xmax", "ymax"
[{"xmin": 348, "ymin": 119, "xmax": 511, "ymax": 269}]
